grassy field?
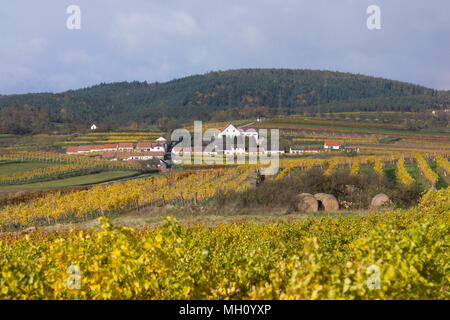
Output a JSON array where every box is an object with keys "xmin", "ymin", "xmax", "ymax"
[
  {"xmin": 0, "ymin": 170, "xmax": 140, "ymax": 190},
  {"xmin": 0, "ymin": 161, "xmax": 55, "ymax": 176},
  {"xmin": 39, "ymin": 204, "xmax": 367, "ymax": 232}
]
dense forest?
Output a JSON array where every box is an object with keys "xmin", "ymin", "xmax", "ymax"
[{"xmin": 0, "ymin": 69, "xmax": 449, "ymax": 134}]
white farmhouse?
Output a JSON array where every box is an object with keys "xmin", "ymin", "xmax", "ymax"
[
  {"xmin": 324, "ymin": 141, "xmax": 342, "ymax": 150},
  {"xmin": 218, "ymin": 123, "xmax": 259, "ymax": 140},
  {"xmin": 218, "ymin": 123, "xmax": 241, "ymax": 138},
  {"xmin": 90, "ymin": 123, "xmax": 97, "ymax": 130}
]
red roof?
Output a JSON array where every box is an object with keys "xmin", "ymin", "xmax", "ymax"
[
  {"xmin": 66, "ymin": 146, "xmax": 79, "ymax": 153},
  {"xmin": 78, "ymin": 145, "xmax": 92, "ymax": 151},
  {"xmin": 118, "ymin": 143, "xmax": 134, "ymax": 148},
  {"xmin": 89, "ymin": 144, "xmax": 117, "ymax": 150},
  {"xmin": 219, "ymin": 123, "xmax": 233, "ymax": 133},
  {"xmin": 136, "ymin": 142, "xmax": 152, "ymax": 148},
  {"xmin": 324, "ymin": 141, "xmax": 342, "ymax": 146}
]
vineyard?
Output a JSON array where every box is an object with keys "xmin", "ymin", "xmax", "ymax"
[
  {"xmin": 0, "ymin": 166, "xmax": 255, "ymax": 229},
  {"xmin": 0, "ymin": 187, "xmax": 448, "ymax": 299},
  {"xmin": 0, "ymin": 131, "xmax": 448, "ymax": 301},
  {"xmin": 396, "ymin": 158, "xmax": 415, "ymax": 186},
  {"xmin": 0, "ymin": 152, "xmax": 145, "ymax": 188},
  {"xmin": 415, "ymin": 153, "xmax": 439, "ymax": 187},
  {"xmin": 437, "ymin": 155, "xmax": 450, "ymax": 176},
  {"xmin": 1, "ymin": 152, "xmax": 448, "ymax": 229},
  {"xmin": 374, "ymin": 159, "xmax": 384, "ymax": 176}
]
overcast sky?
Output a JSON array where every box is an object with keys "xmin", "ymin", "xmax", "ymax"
[{"xmin": 1, "ymin": 0, "xmax": 449, "ymax": 94}]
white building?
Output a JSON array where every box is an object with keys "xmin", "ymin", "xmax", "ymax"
[
  {"xmin": 290, "ymin": 146, "xmax": 321, "ymax": 154},
  {"xmin": 90, "ymin": 124, "xmax": 97, "ymax": 130},
  {"xmin": 218, "ymin": 123, "xmax": 259, "ymax": 140},
  {"xmin": 218, "ymin": 123, "xmax": 241, "ymax": 138},
  {"xmin": 136, "ymin": 142, "xmax": 165, "ymax": 152},
  {"xmin": 324, "ymin": 141, "xmax": 342, "ymax": 150}
]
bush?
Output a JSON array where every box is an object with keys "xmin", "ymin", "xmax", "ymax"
[{"xmin": 213, "ymin": 167, "xmax": 425, "ymax": 210}]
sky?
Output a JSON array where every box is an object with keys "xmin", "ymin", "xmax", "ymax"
[{"xmin": 1, "ymin": 0, "xmax": 449, "ymax": 94}]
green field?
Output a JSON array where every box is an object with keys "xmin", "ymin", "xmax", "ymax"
[
  {"xmin": 0, "ymin": 170, "xmax": 140, "ymax": 190},
  {"xmin": 0, "ymin": 161, "xmax": 55, "ymax": 176}
]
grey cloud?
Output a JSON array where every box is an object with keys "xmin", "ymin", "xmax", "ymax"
[{"xmin": 0, "ymin": 0, "xmax": 449, "ymax": 94}]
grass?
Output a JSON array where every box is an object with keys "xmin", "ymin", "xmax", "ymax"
[
  {"xmin": 40, "ymin": 206, "xmax": 368, "ymax": 232},
  {"xmin": 0, "ymin": 170, "xmax": 140, "ymax": 190},
  {"xmin": 429, "ymin": 161, "xmax": 449, "ymax": 189},
  {"xmin": 405, "ymin": 164, "xmax": 430, "ymax": 188},
  {"xmin": 110, "ymin": 211, "xmax": 366, "ymax": 228},
  {"xmin": 0, "ymin": 161, "xmax": 54, "ymax": 176},
  {"xmin": 383, "ymin": 163, "xmax": 430, "ymax": 188}
]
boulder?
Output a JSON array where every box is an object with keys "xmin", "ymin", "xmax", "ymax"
[
  {"xmin": 314, "ymin": 193, "xmax": 339, "ymax": 211},
  {"xmin": 371, "ymin": 193, "xmax": 391, "ymax": 208},
  {"xmin": 295, "ymin": 193, "xmax": 319, "ymax": 212}
]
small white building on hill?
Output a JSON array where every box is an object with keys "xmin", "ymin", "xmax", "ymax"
[{"xmin": 324, "ymin": 141, "xmax": 342, "ymax": 150}]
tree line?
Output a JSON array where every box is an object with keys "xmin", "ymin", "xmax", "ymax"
[{"xmin": 0, "ymin": 69, "xmax": 448, "ymax": 134}]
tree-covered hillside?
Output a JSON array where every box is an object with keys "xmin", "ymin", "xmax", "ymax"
[{"xmin": 0, "ymin": 69, "xmax": 449, "ymax": 134}]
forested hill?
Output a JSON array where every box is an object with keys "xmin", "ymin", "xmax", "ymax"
[{"xmin": 1, "ymin": 69, "xmax": 449, "ymax": 134}]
